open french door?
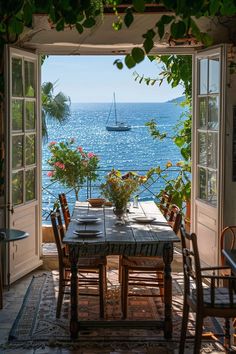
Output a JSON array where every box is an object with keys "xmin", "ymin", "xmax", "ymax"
[
  {"xmin": 5, "ymin": 47, "xmax": 42, "ymax": 284},
  {"xmin": 192, "ymin": 45, "xmax": 227, "ymax": 267}
]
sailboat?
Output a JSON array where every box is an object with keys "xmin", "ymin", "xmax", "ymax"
[{"xmin": 106, "ymin": 93, "xmax": 131, "ymax": 131}]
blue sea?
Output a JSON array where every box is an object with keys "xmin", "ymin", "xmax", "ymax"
[{"xmin": 42, "ymin": 101, "xmax": 186, "ymax": 218}]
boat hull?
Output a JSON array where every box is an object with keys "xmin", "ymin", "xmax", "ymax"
[{"xmin": 106, "ymin": 125, "xmax": 131, "ymax": 131}]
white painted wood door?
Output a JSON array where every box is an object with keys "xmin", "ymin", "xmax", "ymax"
[
  {"xmin": 5, "ymin": 47, "xmax": 42, "ymax": 284},
  {"xmin": 192, "ymin": 45, "xmax": 226, "ymax": 267}
]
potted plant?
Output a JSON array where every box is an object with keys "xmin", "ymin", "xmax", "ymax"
[
  {"xmin": 47, "ymin": 138, "xmax": 99, "ymax": 201},
  {"xmin": 100, "ymin": 169, "xmax": 147, "ymax": 218}
]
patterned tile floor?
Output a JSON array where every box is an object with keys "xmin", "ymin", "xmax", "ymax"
[{"xmin": 0, "ymin": 253, "xmax": 218, "ymax": 354}]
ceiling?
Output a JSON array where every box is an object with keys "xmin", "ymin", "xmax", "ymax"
[{"xmin": 18, "ymin": 13, "xmax": 234, "ymax": 55}]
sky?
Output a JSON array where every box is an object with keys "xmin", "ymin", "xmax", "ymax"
[{"xmin": 41, "ymin": 55, "xmax": 184, "ymax": 103}]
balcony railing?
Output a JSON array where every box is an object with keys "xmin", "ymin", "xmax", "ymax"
[{"xmin": 42, "ymin": 167, "xmax": 183, "ymax": 223}]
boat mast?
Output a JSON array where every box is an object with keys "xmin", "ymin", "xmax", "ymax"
[{"xmin": 114, "ymin": 92, "xmax": 117, "ymax": 125}]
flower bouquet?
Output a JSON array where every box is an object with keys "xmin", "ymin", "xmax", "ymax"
[
  {"xmin": 47, "ymin": 138, "xmax": 99, "ymax": 200},
  {"xmin": 100, "ymin": 169, "xmax": 147, "ymax": 214}
]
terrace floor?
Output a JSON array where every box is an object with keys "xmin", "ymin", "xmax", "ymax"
[{"xmin": 0, "ymin": 253, "xmax": 184, "ymax": 354}]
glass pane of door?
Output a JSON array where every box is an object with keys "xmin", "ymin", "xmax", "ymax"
[
  {"xmin": 12, "ymin": 100, "xmax": 23, "ymax": 131},
  {"xmin": 12, "ymin": 58, "xmax": 23, "ymax": 97},
  {"xmin": 10, "ymin": 53, "xmax": 38, "ymax": 206},
  {"xmin": 25, "ymin": 135, "xmax": 35, "ymax": 165},
  {"xmin": 199, "ymin": 59, "xmax": 208, "ymax": 94},
  {"xmin": 197, "ymin": 54, "xmax": 220, "ymax": 206},
  {"xmin": 24, "ymin": 61, "xmax": 35, "ymax": 97},
  {"xmin": 12, "ymin": 171, "xmax": 23, "ymax": 205},
  {"xmin": 26, "ymin": 101, "xmax": 35, "ymax": 130},
  {"xmin": 12, "ymin": 135, "xmax": 23, "ymax": 169},
  {"xmin": 209, "ymin": 58, "xmax": 220, "ymax": 93},
  {"xmin": 25, "ymin": 168, "xmax": 36, "ymax": 201}
]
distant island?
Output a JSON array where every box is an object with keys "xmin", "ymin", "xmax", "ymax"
[{"xmin": 167, "ymin": 96, "xmax": 185, "ymax": 104}]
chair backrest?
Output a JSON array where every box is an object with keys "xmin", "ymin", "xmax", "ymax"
[
  {"xmin": 50, "ymin": 209, "xmax": 66, "ymax": 267},
  {"xmin": 168, "ymin": 205, "xmax": 182, "ymax": 234},
  {"xmin": 180, "ymin": 226, "xmax": 204, "ymax": 306},
  {"xmin": 220, "ymin": 225, "xmax": 236, "ymax": 266},
  {"xmin": 159, "ymin": 191, "xmax": 172, "ymax": 218},
  {"xmin": 59, "ymin": 193, "xmax": 71, "ymax": 230}
]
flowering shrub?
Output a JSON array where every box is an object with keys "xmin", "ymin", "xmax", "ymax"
[
  {"xmin": 47, "ymin": 139, "xmax": 99, "ymax": 200},
  {"xmin": 100, "ymin": 169, "xmax": 147, "ymax": 209}
]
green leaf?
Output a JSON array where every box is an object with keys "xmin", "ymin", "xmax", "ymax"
[
  {"xmin": 133, "ymin": 0, "xmax": 145, "ymax": 12},
  {"xmin": 125, "ymin": 54, "xmax": 136, "ymax": 69},
  {"xmin": 76, "ymin": 22, "xmax": 83, "ymax": 33},
  {"xmin": 23, "ymin": 2, "xmax": 34, "ymax": 25},
  {"xmin": 77, "ymin": 13, "xmax": 84, "ymax": 22},
  {"xmin": 131, "ymin": 47, "xmax": 145, "ymax": 63},
  {"xmin": 174, "ymin": 136, "xmax": 185, "ymax": 147},
  {"xmin": 124, "ymin": 9, "xmax": 134, "ymax": 28},
  {"xmin": 112, "ymin": 21, "xmax": 122, "ymax": 31},
  {"xmin": 171, "ymin": 21, "xmax": 186, "ymax": 39},
  {"xmin": 143, "ymin": 29, "xmax": 156, "ymax": 39},
  {"xmin": 209, "ymin": 0, "xmax": 220, "ymax": 15},
  {"xmin": 56, "ymin": 18, "xmax": 65, "ymax": 31},
  {"xmin": 8, "ymin": 17, "xmax": 24, "ymax": 35},
  {"xmin": 220, "ymin": 0, "xmax": 236, "ymax": 15},
  {"xmin": 83, "ymin": 17, "xmax": 96, "ymax": 28},
  {"xmin": 143, "ymin": 38, "xmax": 153, "ymax": 54},
  {"xmin": 161, "ymin": 15, "xmax": 174, "ymax": 24},
  {"xmin": 200, "ymin": 32, "xmax": 213, "ymax": 46},
  {"xmin": 113, "ymin": 59, "xmax": 123, "ymax": 70},
  {"xmin": 156, "ymin": 22, "xmax": 164, "ymax": 39}
]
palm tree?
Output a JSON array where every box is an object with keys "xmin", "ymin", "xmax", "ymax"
[{"xmin": 41, "ymin": 81, "xmax": 71, "ymax": 140}]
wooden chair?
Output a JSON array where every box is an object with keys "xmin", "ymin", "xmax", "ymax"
[
  {"xmin": 220, "ymin": 225, "xmax": 236, "ymax": 268},
  {"xmin": 50, "ymin": 210, "xmax": 107, "ymax": 318},
  {"xmin": 179, "ymin": 225, "xmax": 236, "ymax": 354},
  {"xmin": 58, "ymin": 193, "xmax": 71, "ymax": 230},
  {"xmin": 120, "ymin": 207, "xmax": 182, "ymax": 319}
]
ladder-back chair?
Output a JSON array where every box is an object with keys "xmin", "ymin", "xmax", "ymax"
[
  {"xmin": 179, "ymin": 225, "xmax": 236, "ymax": 353},
  {"xmin": 120, "ymin": 207, "xmax": 182, "ymax": 319},
  {"xmin": 50, "ymin": 210, "xmax": 107, "ymax": 318},
  {"xmin": 58, "ymin": 193, "xmax": 71, "ymax": 230}
]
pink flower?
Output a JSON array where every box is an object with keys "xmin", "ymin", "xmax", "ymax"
[
  {"xmin": 77, "ymin": 146, "xmax": 83, "ymax": 152},
  {"xmin": 47, "ymin": 171, "xmax": 54, "ymax": 177},
  {"xmin": 49, "ymin": 141, "xmax": 57, "ymax": 146},
  {"xmin": 54, "ymin": 162, "xmax": 65, "ymax": 170},
  {"xmin": 87, "ymin": 152, "xmax": 95, "ymax": 158}
]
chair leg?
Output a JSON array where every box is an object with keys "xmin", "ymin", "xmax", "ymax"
[
  {"xmin": 99, "ymin": 265, "xmax": 105, "ymax": 319},
  {"xmin": 122, "ymin": 266, "xmax": 129, "ymax": 319},
  {"xmin": 119, "ymin": 256, "xmax": 123, "ymax": 283},
  {"xmin": 193, "ymin": 311, "xmax": 204, "ymax": 354},
  {"xmin": 56, "ymin": 270, "xmax": 65, "ymax": 318},
  {"xmin": 224, "ymin": 318, "xmax": 231, "ymax": 349},
  {"xmin": 179, "ymin": 297, "xmax": 189, "ymax": 354},
  {"xmin": 156, "ymin": 271, "xmax": 164, "ymax": 298}
]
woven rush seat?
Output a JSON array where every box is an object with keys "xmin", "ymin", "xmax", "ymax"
[
  {"xmin": 121, "ymin": 256, "xmax": 164, "ymax": 269},
  {"xmin": 192, "ymin": 288, "xmax": 236, "ymax": 309}
]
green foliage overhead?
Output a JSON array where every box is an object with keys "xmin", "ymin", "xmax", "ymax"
[{"xmin": 0, "ymin": 1, "xmax": 236, "ymax": 68}]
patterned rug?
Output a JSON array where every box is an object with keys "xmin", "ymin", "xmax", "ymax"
[{"xmin": 5, "ymin": 271, "xmax": 228, "ymax": 353}]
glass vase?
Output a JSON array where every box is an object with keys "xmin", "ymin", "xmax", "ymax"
[{"xmin": 113, "ymin": 207, "xmax": 126, "ymax": 225}]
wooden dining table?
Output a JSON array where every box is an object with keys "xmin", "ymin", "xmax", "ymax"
[{"xmin": 63, "ymin": 200, "xmax": 179, "ymax": 339}]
